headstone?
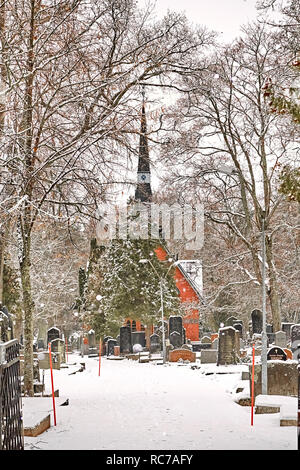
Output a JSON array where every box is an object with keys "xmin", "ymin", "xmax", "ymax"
[
  {"xmin": 107, "ymin": 339, "xmax": 118, "ymax": 356},
  {"xmin": 47, "ymin": 327, "xmax": 60, "ymax": 344},
  {"xmin": 88, "ymin": 329, "xmax": 96, "ymax": 348},
  {"xmin": 131, "ymin": 331, "xmax": 146, "ymax": 348},
  {"xmin": 251, "ymin": 309, "xmax": 263, "ymax": 334},
  {"xmin": 226, "ymin": 316, "xmax": 238, "ymax": 327},
  {"xmin": 120, "ymin": 326, "xmax": 132, "ymax": 354},
  {"xmin": 201, "ymin": 335, "xmax": 211, "ymax": 344},
  {"xmin": 249, "ymin": 361, "xmax": 297, "ymax": 399},
  {"xmin": 212, "ymin": 338, "xmax": 218, "ymax": 350},
  {"xmin": 169, "ymin": 316, "xmax": 183, "ymax": 336},
  {"xmin": 169, "ymin": 331, "xmax": 182, "ymax": 349},
  {"xmin": 233, "ymin": 323, "xmax": 243, "ymax": 338},
  {"xmin": 201, "ymin": 349, "xmax": 218, "ymax": 364},
  {"xmin": 274, "ymin": 331, "xmax": 287, "ymax": 349},
  {"xmin": 267, "ymin": 346, "xmax": 287, "ymax": 361},
  {"xmin": 150, "ymin": 333, "xmax": 160, "ymax": 354},
  {"xmin": 291, "ymin": 324, "xmax": 300, "ymax": 354},
  {"xmin": 51, "ymin": 338, "xmax": 65, "ymax": 363},
  {"xmin": 217, "ymin": 326, "xmax": 237, "ymax": 365},
  {"xmin": 191, "ymin": 341, "xmax": 211, "ymax": 352},
  {"xmin": 169, "ymin": 349, "xmax": 196, "ymax": 363},
  {"xmin": 281, "ymin": 322, "xmax": 294, "ymax": 342}
]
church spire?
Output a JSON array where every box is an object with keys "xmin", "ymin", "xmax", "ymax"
[{"xmin": 135, "ymin": 90, "xmax": 152, "ymax": 202}]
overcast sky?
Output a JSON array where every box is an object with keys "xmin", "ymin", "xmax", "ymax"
[{"xmin": 139, "ymin": 0, "xmax": 260, "ymax": 42}]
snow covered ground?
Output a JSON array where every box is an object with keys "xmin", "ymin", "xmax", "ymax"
[{"xmin": 23, "ymin": 354, "xmax": 297, "ymax": 450}]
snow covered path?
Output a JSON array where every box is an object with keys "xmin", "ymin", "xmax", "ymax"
[{"xmin": 24, "ymin": 354, "xmax": 297, "ymax": 450}]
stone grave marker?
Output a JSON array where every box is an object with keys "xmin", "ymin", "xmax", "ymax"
[
  {"xmin": 170, "ymin": 331, "xmax": 182, "ymax": 349},
  {"xmin": 169, "ymin": 349, "xmax": 196, "ymax": 363},
  {"xmin": 120, "ymin": 327, "xmax": 132, "ymax": 354},
  {"xmin": 281, "ymin": 322, "xmax": 295, "ymax": 342},
  {"xmin": 47, "ymin": 327, "xmax": 60, "ymax": 344},
  {"xmin": 201, "ymin": 335, "xmax": 212, "ymax": 344},
  {"xmin": 267, "ymin": 346, "xmax": 287, "ymax": 361},
  {"xmin": 233, "ymin": 323, "xmax": 243, "ymax": 338},
  {"xmin": 225, "ymin": 316, "xmax": 238, "ymax": 327},
  {"xmin": 274, "ymin": 331, "xmax": 287, "ymax": 349},
  {"xmin": 51, "ymin": 338, "xmax": 65, "ymax": 363},
  {"xmin": 150, "ymin": 333, "xmax": 160, "ymax": 354},
  {"xmin": 290, "ymin": 324, "xmax": 300, "ymax": 353},
  {"xmin": 107, "ymin": 338, "xmax": 118, "ymax": 356},
  {"xmin": 251, "ymin": 309, "xmax": 263, "ymax": 334},
  {"xmin": 131, "ymin": 331, "xmax": 146, "ymax": 348},
  {"xmin": 201, "ymin": 349, "xmax": 218, "ymax": 364},
  {"xmin": 217, "ymin": 326, "xmax": 237, "ymax": 365}
]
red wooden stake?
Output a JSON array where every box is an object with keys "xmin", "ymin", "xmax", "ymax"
[
  {"xmin": 48, "ymin": 342, "xmax": 57, "ymax": 426},
  {"xmin": 98, "ymin": 339, "xmax": 102, "ymax": 377},
  {"xmin": 251, "ymin": 343, "xmax": 255, "ymax": 426}
]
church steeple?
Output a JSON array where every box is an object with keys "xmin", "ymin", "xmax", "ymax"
[{"xmin": 135, "ymin": 93, "xmax": 152, "ymax": 203}]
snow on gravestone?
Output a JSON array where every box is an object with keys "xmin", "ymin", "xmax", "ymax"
[{"xmin": 150, "ymin": 334, "xmax": 160, "ymax": 353}]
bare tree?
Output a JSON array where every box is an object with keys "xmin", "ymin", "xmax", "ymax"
[{"xmin": 0, "ymin": 0, "xmax": 212, "ymax": 394}]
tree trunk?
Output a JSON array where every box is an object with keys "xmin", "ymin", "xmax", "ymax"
[
  {"xmin": 265, "ymin": 235, "xmax": 281, "ymax": 332},
  {"xmin": 20, "ymin": 236, "xmax": 34, "ymax": 396}
]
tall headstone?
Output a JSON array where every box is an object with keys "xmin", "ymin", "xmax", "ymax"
[
  {"xmin": 169, "ymin": 316, "xmax": 183, "ymax": 336},
  {"xmin": 47, "ymin": 327, "xmax": 60, "ymax": 344},
  {"xmin": 120, "ymin": 326, "xmax": 132, "ymax": 354},
  {"xmin": 251, "ymin": 309, "xmax": 263, "ymax": 334},
  {"xmin": 88, "ymin": 329, "xmax": 97, "ymax": 356},
  {"xmin": 217, "ymin": 326, "xmax": 237, "ymax": 365}
]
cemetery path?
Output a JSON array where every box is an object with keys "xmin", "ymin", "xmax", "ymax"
[{"xmin": 24, "ymin": 355, "xmax": 297, "ymax": 450}]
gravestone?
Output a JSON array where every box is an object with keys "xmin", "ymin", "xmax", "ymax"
[
  {"xmin": 120, "ymin": 326, "xmax": 132, "ymax": 354},
  {"xmin": 251, "ymin": 309, "xmax": 263, "ymax": 334},
  {"xmin": 217, "ymin": 326, "xmax": 237, "ymax": 365},
  {"xmin": 107, "ymin": 339, "xmax": 118, "ymax": 356},
  {"xmin": 51, "ymin": 338, "xmax": 65, "ymax": 363},
  {"xmin": 191, "ymin": 341, "xmax": 211, "ymax": 352},
  {"xmin": 233, "ymin": 323, "xmax": 243, "ymax": 338},
  {"xmin": 226, "ymin": 316, "xmax": 238, "ymax": 327},
  {"xmin": 169, "ymin": 331, "xmax": 182, "ymax": 349},
  {"xmin": 281, "ymin": 322, "xmax": 294, "ymax": 342},
  {"xmin": 274, "ymin": 331, "xmax": 287, "ymax": 349},
  {"xmin": 150, "ymin": 333, "xmax": 161, "ymax": 354},
  {"xmin": 249, "ymin": 361, "xmax": 297, "ymax": 399},
  {"xmin": 201, "ymin": 349, "xmax": 218, "ymax": 364},
  {"xmin": 131, "ymin": 331, "xmax": 146, "ymax": 348},
  {"xmin": 169, "ymin": 316, "xmax": 183, "ymax": 336},
  {"xmin": 47, "ymin": 327, "xmax": 60, "ymax": 344},
  {"xmin": 212, "ymin": 338, "xmax": 218, "ymax": 350},
  {"xmin": 201, "ymin": 335, "xmax": 211, "ymax": 344},
  {"xmin": 169, "ymin": 349, "xmax": 196, "ymax": 363},
  {"xmin": 291, "ymin": 324, "xmax": 300, "ymax": 354},
  {"xmin": 267, "ymin": 346, "xmax": 287, "ymax": 361},
  {"xmin": 88, "ymin": 329, "xmax": 97, "ymax": 357}
]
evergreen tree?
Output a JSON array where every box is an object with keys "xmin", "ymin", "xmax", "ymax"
[{"xmin": 87, "ymin": 237, "xmax": 182, "ymax": 339}]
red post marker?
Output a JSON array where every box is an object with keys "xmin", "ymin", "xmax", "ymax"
[
  {"xmin": 48, "ymin": 342, "xmax": 57, "ymax": 426},
  {"xmin": 251, "ymin": 343, "xmax": 255, "ymax": 426},
  {"xmin": 98, "ymin": 339, "xmax": 102, "ymax": 377}
]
